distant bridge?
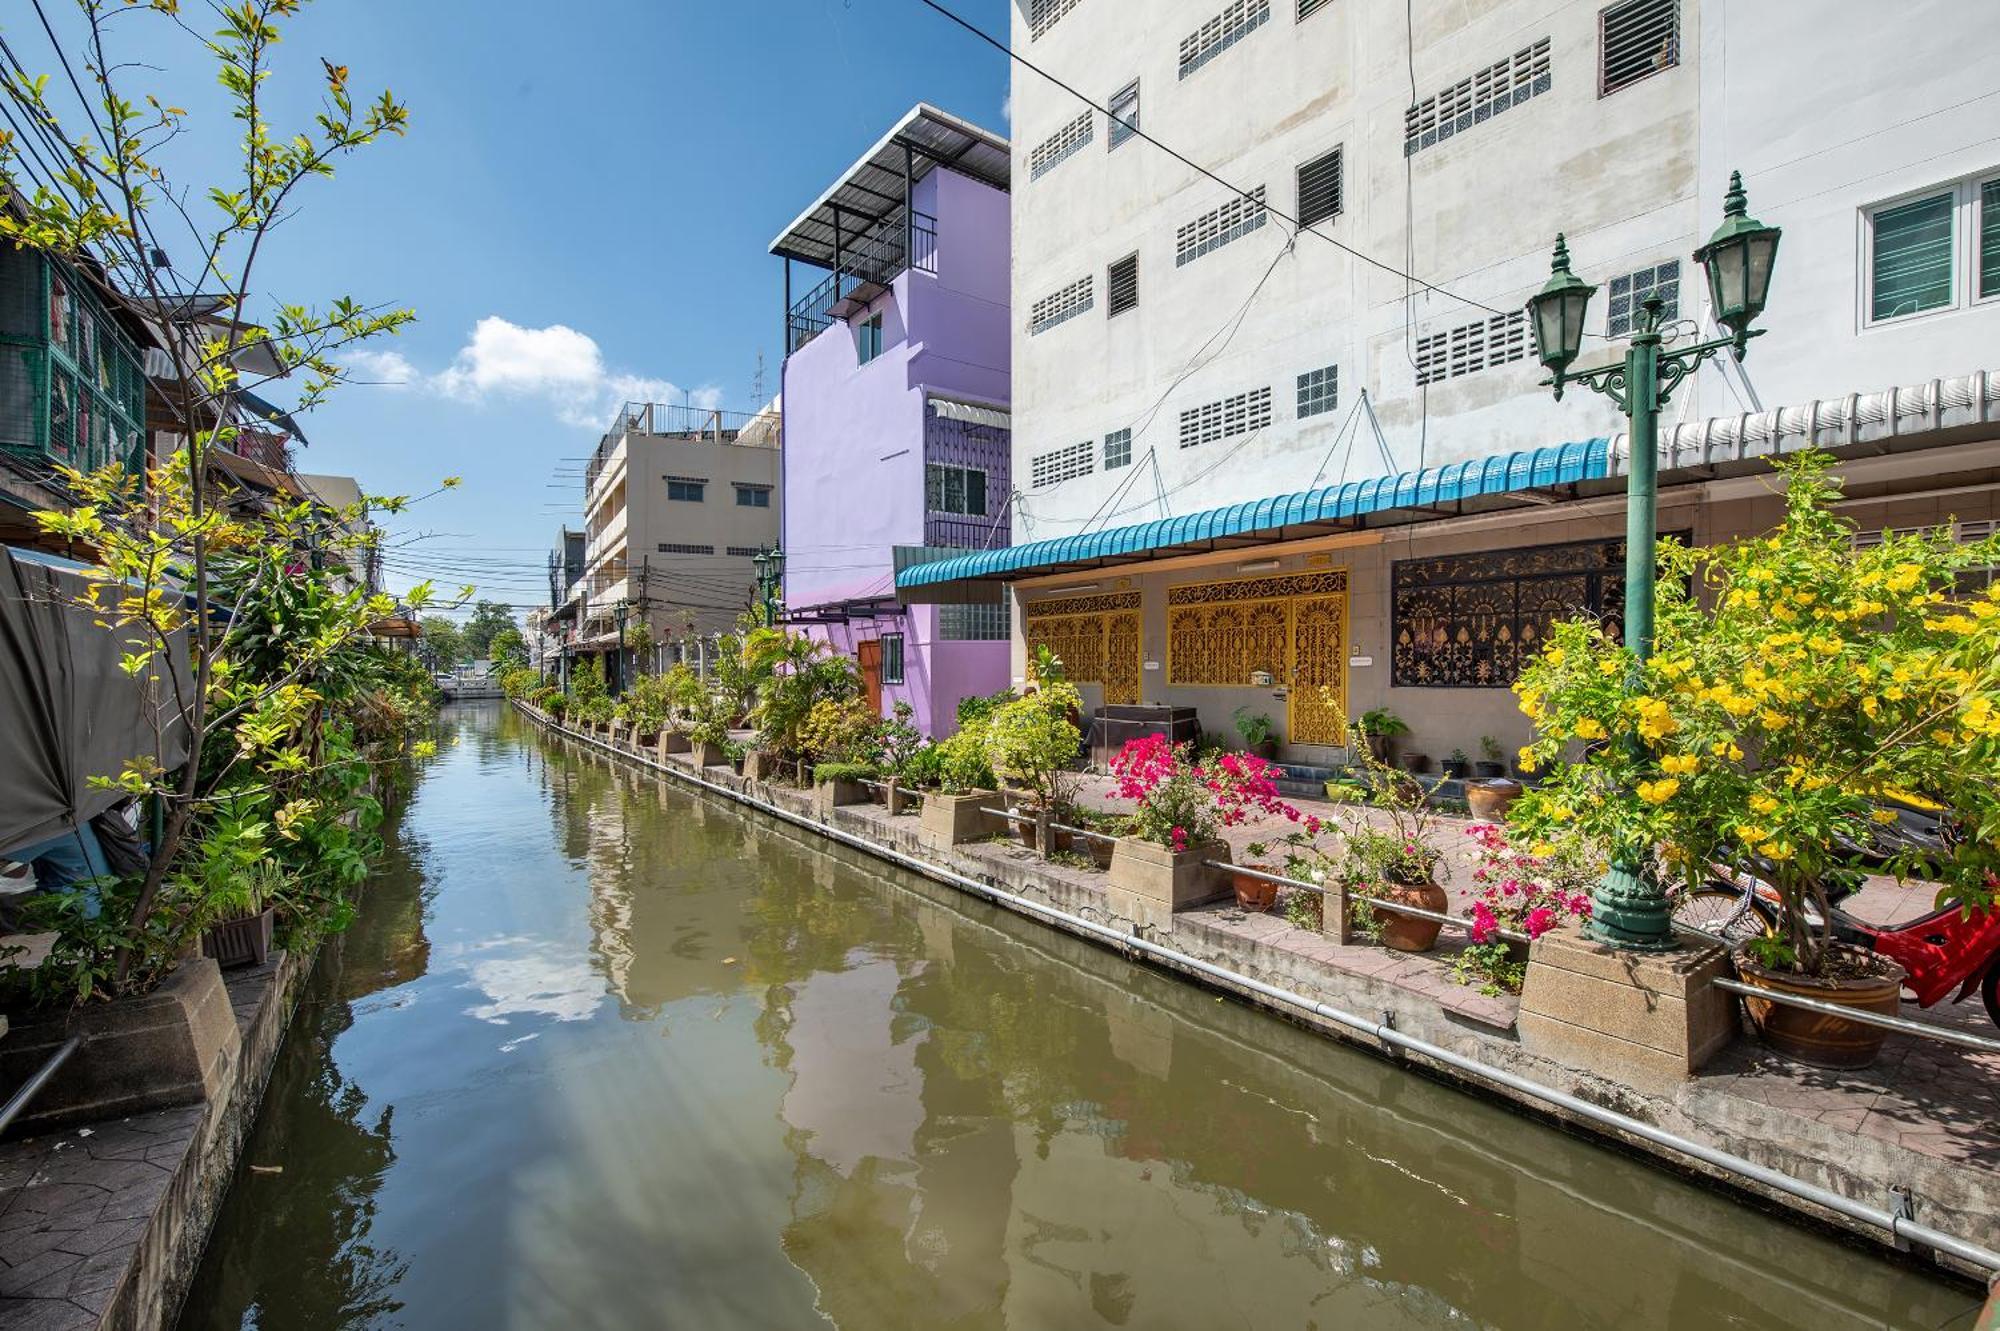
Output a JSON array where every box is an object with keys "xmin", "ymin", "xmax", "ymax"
[{"xmin": 438, "ymin": 679, "xmax": 504, "ymax": 701}]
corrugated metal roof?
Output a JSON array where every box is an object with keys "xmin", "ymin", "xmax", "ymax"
[
  {"xmin": 896, "ymin": 439, "xmax": 1611, "ymax": 590},
  {"xmin": 770, "ymin": 103, "xmax": 1010, "ymax": 269}
]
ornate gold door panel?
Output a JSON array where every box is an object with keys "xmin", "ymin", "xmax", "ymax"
[
  {"xmin": 1288, "ymin": 595, "xmax": 1348, "ymax": 746},
  {"xmin": 1023, "ymin": 591, "xmax": 1142, "ymax": 701}
]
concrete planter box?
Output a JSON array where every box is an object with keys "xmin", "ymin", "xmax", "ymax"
[
  {"xmin": 1518, "ymin": 929, "xmax": 1734, "ymax": 1096},
  {"xmin": 1108, "ymin": 836, "xmax": 1230, "ymax": 915},
  {"xmin": 741, "ymin": 749, "xmax": 779, "ymax": 781},
  {"xmin": 0, "ymin": 958, "xmax": 241, "ymax": 1135},
  {"xmin": 659, "ymin": 729, "xmax": 691, "ymax": 755},
  {"xmin": 886, "ymin": 780, "xmax": 922, "ymax": 816},
  {"xmin": 690, "ymin": 739, "xmax": 726, "ymax": 768},
  {"xmin": 919, "ymin": 790, "xmax": 1002, "ymax": 846},
  {"xmin": 812, "ymin": 779, "xmax": 869, "ymax": 818}
]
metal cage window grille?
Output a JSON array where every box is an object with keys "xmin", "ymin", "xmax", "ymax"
[
  {"xmin": 1031, "ymin": 440, "xmax": 1096, "ymax": 488},
  {"xmin": 1030, "ymin": 111, "xmax": 1094, "ymax": 181},
  {"xmin": 1178, "ymin": 386, "xmax": 1272, "ymax": 449},
  {"xmin": 1297, "ymin": 147, "xmax": 1343, "ymax": 230},
  {"xmin": 1175, "ymin": 186, "xmax": 1268, "ymax": 267},
  {"xmin": 1107, "ymin": 253, "xmax": 1139, "ymax": 316},
  {"xmin": 1414, "ymin": 311, "xmax": 1530, "ymax": 386},
  {"xmin": 1599, "ymin": 0, "xmax": 1680, "ymax": 97},
  {"xmin": 1179, "ymin": 0, "xmax": 1271, "ymax": 79},
  {"xmin": 1404, "ymin": 37, "xmax": 1551, "ymax": 157},
  {"xmin": 1108, "ymin": 80, "xmax": 1140, "ymax": 149},
  {"xmin": 1606, "ymin": 259, "xmax": 1681, "ymax": 337},
  {"xmin": 1029, "ymin": 0, "xmax": 1081, "ymax": 40},
  {"xmin": 880, "ymin": 633, "xmax": 906, "ymax": 685},
  {"xmin": 1103, "ymin": 427, "xmax": 1132, "ymax": 470},
  {"xmin": 940, "ymin": 601, "xmax": 1012, "ymax": 641},
  {"xmin": 925, "ymin": 463, "xmax": 990, "ymax": 516},
  {"xmin": 1296, "ymin": 364, "xmax": 1338, "ymax": 418},
  {"xmin": 1030, "ymin": 276, "xmax": 1095, "ymax": 334},
  {"xmin": 657, "ymin": 542, "xmax": 716, "ymax": 556}
]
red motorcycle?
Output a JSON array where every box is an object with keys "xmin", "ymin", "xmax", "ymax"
[{"xmin": 1673, "ymin": 799, "xmax": 2000, "ymax": 1029}]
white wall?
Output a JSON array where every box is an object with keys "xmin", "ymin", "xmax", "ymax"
[{"xmin": 1008, "ymin": 0, "xmax": 2000, "ymax": 542}]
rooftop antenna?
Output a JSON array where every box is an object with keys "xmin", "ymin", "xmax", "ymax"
[{"xmin": 751, "ymin": 351, "xmax": 766, "ymax": 406}]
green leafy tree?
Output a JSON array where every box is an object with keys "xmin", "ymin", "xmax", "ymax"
[
  {"xmin": 488, "ymin": 627, "xmax": 528, "ymax": 670},
  {"xmin": 420, "ymin": 616, "xmax": 467, "ymax": 667},
  {"xmin": 460, "ymin": 600, "xmax": 517, "ymax": 661}
]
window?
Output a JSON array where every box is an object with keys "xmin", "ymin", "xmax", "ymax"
[
  {"xmin": 1296, "ymin": 364, "xmax": 1338, "ymax": 418},
  {"xmin": 657, "ymin": 542, "xmax": 716, "ymax": 556},
  {"xmin": 666, "ymin": 476, "xmax": 706, "ymax": 502},
  {"xmin": 1297, "ymin": 146, "xmax": 1343, "ymax": 230},
  {"xmin": 1869, "ymin": 191, "xmax": 1956, "ymax": 323},
  {"xmin": 1031, "ymin": 440, "xmax": 1096, "ymax": 488},
  {"xmin": 726, "ymin": 545, "xmax": 764, "ymax": 558},
  {"xmin": 735, "ymin": 483, "xmax": 772, "ymax": 508},
  {"xmin": 1298, "ymin": 0, "xmax": 1333, "ymax": 17},
  {"xmin": 1606, "ymin": 259, "xmax": 1680, "ymax": 337},
  {"xmin": 1414, "ymin": 311, "xmax": 1530, "ymax": 386},
  {"xmin": 880, "ymin": 633, "xmax": 905, "ymax": 685},
  {"xmin": 1179, "ymin": 386, "xmax": 1272, "ymax": 448},
  {"xmin": 940, "ymin": 601, "xmax": 1011, "ymax": 641},
  {"xmin": 1030, "ymin": 275, "xmax": 1094, "ymax": 334},
  {"xmin": 1405, "ymin": 37, "xmax": 1550, "ymax": 157},
  {"xmin": 1030, "ymin": 111, "xmax": 1094, "ymax": 180},
  {"xmin": 1984, "ymin": 179, "xmax": 2000, "ymax": 300},
  {"xmin": 1107, "ymin": 253, "xmax": 1139, "ymax": 317},
  {"xmin": 1108, "ymin": 80, "xmax": 1140, "ymax": 149},
  {"xmin": 858, "ymin": 312, "xmax": 884, "ymax": 364},
  {"xmin": 925, "ymin": 463, "xmax": 989, "ymax": 516},
  {"xmin": 1104, "ymin": 427, "xmax": 1132, "ymax": 470},
  {"xmin": 1029, "ymin": 0, "xmax": 1081, "ymax": 40},
  {"xmin": 1175, "ymin": 186, "xmax": 1268, "ymax": 267},
  {"xmin": 1598, "ymin": 0, "xmax": 1679, "ymax": 97},
  {"xmin": 1180, "ymin": 0, "xmax": 1271, "ymax": 79}
]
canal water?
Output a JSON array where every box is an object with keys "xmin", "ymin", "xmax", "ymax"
[{"xmin": 179, "ymin": 704, "xmax": 1980, "ymax": 1329}]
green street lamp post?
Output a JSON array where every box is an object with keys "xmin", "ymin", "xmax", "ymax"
[
  {"xmin": 1526, "ymin": 171, "xmax": 1781, "ymax": 950},
  {"xmin": 753, "ymin": 546, "xmax": 785, "ymax": 627},
  {"xmin": 614, "ymin": 599, "xmax": 629, "ymax": 695}
]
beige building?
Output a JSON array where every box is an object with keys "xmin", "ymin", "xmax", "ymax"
[{"xmin": 569, "ymin": 400, "xmax": 780, "ymax": 686}]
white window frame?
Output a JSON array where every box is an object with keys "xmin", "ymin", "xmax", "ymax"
[{"xmin": 1859, "ymin": 172, "xmax": 2000, "ymax": 330}]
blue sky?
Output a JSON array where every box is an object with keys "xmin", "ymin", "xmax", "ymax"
[{"xmin": 30, "ymin": 0, "xmax": 1011, "ymax": 616}]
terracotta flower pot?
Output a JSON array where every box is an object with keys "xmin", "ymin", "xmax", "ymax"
[
  {"xmin": 1368, "ymin": 878, "xmax": 1448, "ymax": 952},
  {"xmin": 1465, "ymin": 778, "xmax": 1524, "ymax": 822},
  {"xmin": 1250, "ymin": 739, "xmax": 1279, "ymax": 762},
  {"xmin": 1232, "ymin": 865, "xmax": 1280, "ymax": 912},
  {"xmin": 1733, "ymin": 949, "xmax": 1906, "ymax": 1069}
]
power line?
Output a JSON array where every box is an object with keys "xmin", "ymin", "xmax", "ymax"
[{"xmin": 911, "ymin": 0, "xmax": 1517, "ymax": 322}]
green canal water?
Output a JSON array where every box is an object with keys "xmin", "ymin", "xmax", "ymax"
[{"xmin": 178, "ymin": 704, "xmax": 1980, "ymax": 1329}]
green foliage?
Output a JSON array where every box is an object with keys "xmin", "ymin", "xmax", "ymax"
[
  {"xmin": 570, "ymin": 658, "xmax": 609, "ymax": 705},
  {"xmin": 1357, "ymin": 708, "xmax": 1409, "ymax": 738},
  {"xmin": 1233, "ymin": 706, "xmax": 1278, "ymax": 748},
  {"xmin": 812, "ymin": 761, "xmax": 880, "ymax": 786},
  {"xmin": 420, "ymin": 616, "xmax": 466, "ymax": 666},
  {"xmin": 489, "ymin": 627, "xmax": 528, "ymax": 670},
  {"xmin": 746, "ymin": 630, "xmax": 859, "ymax": 758},
  {"xmin": 983, "ymin": 681, "xmax": 1083, "ymax": 811},
  {"xmin": 799, "ymin": 697, "xmax": 880, "ymax": 764},
  {"xmin": 956, "ymin": 687, "xmax": 1016, "ymax": 729},
  {"xmin": 460, "ymin": 600, "xmax": 518, "ymax": 661}
]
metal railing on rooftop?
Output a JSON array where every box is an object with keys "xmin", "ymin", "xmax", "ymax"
[
  {"xmin": 583, "ymin": 400, "xmax": 760, "ymax": 493},
  {"xmin": 787, "ymin": 210, "xmax": 937, "ymax": 354}
]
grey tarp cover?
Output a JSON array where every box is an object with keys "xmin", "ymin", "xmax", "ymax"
[{"xmin": 0, "ymin": 546, "xmax": 189, "ymax": 854}]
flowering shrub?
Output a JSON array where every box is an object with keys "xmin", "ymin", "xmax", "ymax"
[
  {"xmin": 1453, "ymin": 823, "xmax": 1595, "ymax": 994},
  {"xmin": 1110, "ymin": 736, "xmax": 1304, "ymax": 852},
  {"xmin": 984, "ymin": 680, "xmax": 1084, "ymax": 812},
  {"xmin": 1511, "ymin": 452, "xmax": 2000, "ymax": 976}
]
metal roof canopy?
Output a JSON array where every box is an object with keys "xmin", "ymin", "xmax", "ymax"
[
  {"xmin": 897, "ymin": 440, "xmax": 1613, "ymax": 595},
  {"xmin": 769, "ymin": 104, "xmax": 1009, "ymax": 270}
]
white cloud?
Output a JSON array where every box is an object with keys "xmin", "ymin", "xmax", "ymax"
[
  {"xmin": 378, "ymin": 316, "xmax": 719, "ymax": 430},
  {"xmin": 341, "ymin": 346, "xmax": 418, "ymax": 388}
]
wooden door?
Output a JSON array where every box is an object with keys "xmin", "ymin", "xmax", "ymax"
[{"xmin": 856, "ymin": 639, "xmax": 883, "ymax": 714}]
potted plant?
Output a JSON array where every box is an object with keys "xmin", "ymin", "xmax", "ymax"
[
  {"xmin": 915, "ymin": 713, "xmax": 1005, "ymax": 845},
  {"xmin": 1340, "ymin": 736, "xmax": 1448, "ymax": 951},
  {"xmin": 1450, "ymin": 823, "xmax": 1595, "ymax": 995},
  {"xmin": 1442, "ymin": 747, "xmax": 1471, "ymax": 780},
  {"xmin": 1475, "ymin": 735, "xmax": 1508, "ymax": 780},
  {"xmin": 1108, "ymin": 736, "xmax": 1303, "ymax": 912},
  {"xmin": 1465, "ymin": 777, "xmax": 1526, "ymax": 822},
  {"xmin": 1396, "ymin": 750, "xmax": 1431, "ymax": 775},
  {"xmin": 1356, "ymin": 707, "xmax": 1409, "ymax": 766},
  {"xmin": 983, "ymin": 680, "xmax": 1085, "ymax": 848},
  {"xmin": 1510, "ymin": 451, "xmax": 2000, "ymax": 1069},
  {"xmin": 1235, "ymin": 843, "xmax": 1283, "ymax": 912},
  {"xmin": 193, "ymin": 798, "xmax": 284, "ymax": 970},
  {"xmin": 1233, "ymin": 706, "xmax": 1281, "ymax": 762}
]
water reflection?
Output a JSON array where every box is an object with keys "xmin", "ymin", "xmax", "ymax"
[{"xmin": 180, "ymin": 706, "xmax": 1980, "ymax": 1331}]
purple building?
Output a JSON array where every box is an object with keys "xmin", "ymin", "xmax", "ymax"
[{"xmin": 771, "ymin": 105, "xmax": 1013, "ymax": 736}]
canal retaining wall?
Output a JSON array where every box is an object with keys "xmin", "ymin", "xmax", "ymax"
[{"xmin": 526, "ymin": 704, "xmax": 1999, "ymax": 1286}]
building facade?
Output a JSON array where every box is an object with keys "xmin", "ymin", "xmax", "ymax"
[
  {"xmin": 897, "ymin": 0, "xmax": 2000, "ymax": 766},
  {"xmin": 774, "ymin": 105, "xmax": 1016, "ymax": 736},
  {"xmin": 567, "ymin": 401, "xmax": 779, "ymax": 691}
]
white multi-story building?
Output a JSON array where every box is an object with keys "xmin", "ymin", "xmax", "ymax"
[{"xmin": 898, "ymin": 0, "xmax": 2000, "ymax": 764}]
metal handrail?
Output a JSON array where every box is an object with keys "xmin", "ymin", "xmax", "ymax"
[
  {"xmin": 976, "ymin": 806, "xmax": 1118, "ymax": 846},
  {"xmin": 1712, "ymin": 977, "xmax": 2000, "ymax": 1055},
  {"xmin": 1203, "ymin": 859, "xmax": 1534, "ymax": 945},
  {"xmin": 0, "ymin": 1035, "xmax": 82, "ymax": 1137}
]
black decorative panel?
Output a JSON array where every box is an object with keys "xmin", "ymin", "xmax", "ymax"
[{"xmin": 1391, "ymin": 533, "xmax": 1687, "ymax": 688}]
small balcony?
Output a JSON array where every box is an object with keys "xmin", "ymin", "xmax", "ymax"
[{"xmin": 786, "ymin": 210, "xmax": 936, "ymax": 354}]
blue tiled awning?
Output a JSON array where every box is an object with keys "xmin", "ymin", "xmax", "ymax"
[{"xmin": 897, "ymin": 438, "xmax": 1611, "ymax": 590}]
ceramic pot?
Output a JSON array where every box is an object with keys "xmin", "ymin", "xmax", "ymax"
[
  {"xmin": 1232, "ymin": 865, "xmax": 1280, "ymax": 912},
  {"xmin": 1466, "ymin": 779, "xmax": 1525, "ymax": 822},
  {"xmin": 1733, "ymin": 950, "xmax": 1905, "ymax": 1069},
  {"xmin": 1369, "ymin": 879, "xmax": 1448, "ymax": 952}
]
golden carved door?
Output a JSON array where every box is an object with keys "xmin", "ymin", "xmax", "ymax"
[
  {"xmin": 1287, "ymin": 594, "xmax": 1347, "ymax": 746},
  {"xmin": 1103, "ymin": 611, "xmax": 1141, "ymax": 704}
]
